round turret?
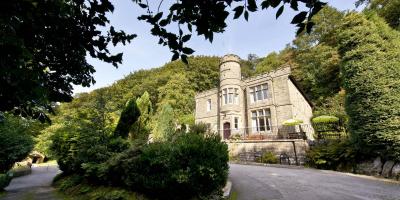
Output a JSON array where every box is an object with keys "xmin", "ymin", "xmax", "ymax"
[
  {"xmin": 220, "ymin": 54, "xmax": 241, "ymax": 85},
  {"xmin": 219, "ymin": 54, "xmax": 242, "ymax": 113}
]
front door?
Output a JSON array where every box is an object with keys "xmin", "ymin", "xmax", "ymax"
[{"xmin": 223, "ymin": 122, "xmax": 231, "ymax": 139}]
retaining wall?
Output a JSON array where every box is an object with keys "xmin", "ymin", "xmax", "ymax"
[{"xmin": 227, "ymin": 139, "xmax": 309, "ymax": 165}]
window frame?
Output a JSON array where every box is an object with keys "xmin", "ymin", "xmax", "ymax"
[
  {"xmin": 222, "ymin": 87, "xmax": 239, "ymax": 105},
  {"xmin": 234, "ymin": 117, "xmax": 239, "ymax": 130},
  {"xmin": 250, "ymin": 83, "xmax": 269, "ymax": 103},
  {"xmin": 251, "ymin": 108, "xmax": 272, "ymax": 133},
  {"xmin": 206, "ymin": 99, "xmax": 211, "ymax": 112}
]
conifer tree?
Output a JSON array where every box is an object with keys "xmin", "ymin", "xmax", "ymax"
[
  {"xmin": 152, "ymin": 104, "xmax": 175, "ymax": 141},
  {"xmin": 114, "ymin": 99, "xmax": 141, "ymax": 138}
]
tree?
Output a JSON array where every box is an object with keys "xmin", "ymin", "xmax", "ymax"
[
  {"xmin": 152, "ymin": 104, "xmax": 175, "ymax": 141},
  {"xmin": 337, "ymin": 13, "xmax": 400, "ymax": 160},
  {"xmin": 2, "ymin": 0, "xmax": 328, "ymax": 117},
  {"xmin": 292, "ymin": 6, "xmax": 345, "ymax": 48},
  {"xmin": 49, "ymin": 91, "xmax": 129, "ymax": 174},
  {"xmin": 135, "ymin": 0, "xmax": 327, "ymax": 62},
  {"xmin": 293, "ymin": 44, "xmax": 341, "ymax": 100},
  {"xmin": 289, "ymin": 7, "xmax": 344, "ymax": 108},
  {"xmin": 157, "ymin": 73, "xmax": 195, "ymax": 124},
  {"xmin": 0, "ymin": 114, "xmax": 35, "ymax": 173},
  {"xmin": 0, "ymin": 0, "xmax": 134, "ymax": 117},
  {"xmin": 132, "ymin": 91, "xmax": 153, "ymax": 140},
  {"xmin": 255, "ymin": 52, "xmax": 287, "ymax": 74},
  {"xmin": 359, "ymin": 0, "xmax": 400, "ymax": 31},
  {"xmin": 114, "ymin": 99, "xmax": 141, "ymax": 138}
]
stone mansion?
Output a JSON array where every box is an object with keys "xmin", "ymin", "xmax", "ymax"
[{"xmin": 195, "ymin": 54, "xmax": 313, "ymax": 140}]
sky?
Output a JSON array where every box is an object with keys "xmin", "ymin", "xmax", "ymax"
[{"xmin": 73, "ymin": 0, "xmax": 361, "ymax": 94}]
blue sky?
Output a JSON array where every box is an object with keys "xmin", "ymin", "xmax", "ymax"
[{"xmin": 73, "ymin": 0, "xmax": 360, "ymax": 93}]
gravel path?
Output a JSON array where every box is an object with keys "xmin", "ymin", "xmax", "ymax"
[
  {"xmin": 229, "ymin": 164, "xmax": 400, "ymax": 200},
  {"xmin": 1, "ymin": 165, "xmax": 61, "ymax": 200}
]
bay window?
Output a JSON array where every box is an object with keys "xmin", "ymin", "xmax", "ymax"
[{"xmin": 222, "ymin": 88, "xmax": 239, "ymax": 105}]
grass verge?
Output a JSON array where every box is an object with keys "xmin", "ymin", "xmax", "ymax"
[
  {"xmin": 53, "ymin": 174, "xmax": 148, "ymax": 200},
  {"xmin": 226, "ymin": 190, "xmax": 238, "ymax": 200}
]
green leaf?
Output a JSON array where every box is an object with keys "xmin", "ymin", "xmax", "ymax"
[
  {"xmin": 153, "ymin": 12, "xmax": 163, "ymax": 22},
  {"xmin": 306, "ymin": 22, "xmax": 315, "ymax": 33},
  {"xmin": 296, "ymin": 23, "xmax": 305, "ymax": 35},
  {"xmin": 138, "ymin": 3, "xmax": 147, "ymax": 8},
  {"xmin": 290, "ymin": 0, "xmax": 298, "ymax": 11},
  {"xmin": 181, "ymin": 54, "xmax": 188, "ymax": 64},
  {"xmin": 270, "ymin": 0, "xmax": 281, "ymax": 8},
  {"xmin": 159, "ymin": 19, "xmax": 169, "ymax": 26},
  {"xmin": 169, "ymin": 3, "xmax": 180, "ymax": 11},
  {"xmin": 276, "ymin": 5, "xmax": 284, "ymax": 19},
  {"xmin": 244, "ymin": 10, "xmax": 249, "ymax": 21},
  {"xmin": 261, "ymin": 1, "xmax": 270, "ymax": 9},
  {"xmin": 247, "ymin": 0, "xmax": 258, "ymax": 12},
  {"xmin": 233, "ymin": 6, "xmax": 244, "ymax": 19},
  {"xmin": 291, "ymin": 11, "xmax": 307, "ymax": 24},
  {"xmin": 172, "ymin": 52, "xmax": 179, "ymax": 61},
  {"xmin": 182, "ymin": 34, "xmax": 191, "ymax": 42},
  {"xmin": 182, "ymin": 47, "xmax": 195, "ymax": 54}
]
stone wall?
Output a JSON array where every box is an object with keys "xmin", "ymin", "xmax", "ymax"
[
  {"xmin": 287, "ymin": 79, "xmax": 314, "ymax": 139},
  {"xmin": 227, "ymin": 140, "xmax": 309, "ymax": 165},
  {"xmin": 195, "ymin": 88, "xmax": 219, "ymax": 133},
  {"xmin": 356, "ymin": 157, "xmax": 400, "ymax": 181}
]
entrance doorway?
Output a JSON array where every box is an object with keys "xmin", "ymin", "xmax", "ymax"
[{"xmin": 223, "ymin": 122, "xmax": 231, "ymax": 139}]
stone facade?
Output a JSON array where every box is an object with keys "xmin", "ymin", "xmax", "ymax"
[{"xmin": 195, "ymin": 54, "xmax": 314, "ymax": 140}]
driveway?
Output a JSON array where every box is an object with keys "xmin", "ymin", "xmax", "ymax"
[
  {"xmin": 1, "ymin": 165, "xmax": 61, "ymax": 200},
  {"xmin": 229, "ymin": 164, "xmax": 400, "ymax": 200}
]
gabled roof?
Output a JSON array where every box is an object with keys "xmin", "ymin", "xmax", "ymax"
[{"xmin": 288, "ymin": 75, "xmax": 314, "ymax": 108}]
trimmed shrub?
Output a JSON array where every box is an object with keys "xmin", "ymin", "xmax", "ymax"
[
  {"xmin": 282, "ymin": 119, "xmax": 303, "ymax": 126},
  {"xmin": 312, "ymin": 115, "xmax": 339, "ymax": 123},
  {"xmin": 105, "ymin": 133, "xmax": 229, "ymax": 199},
  {"xmin": 311, "ymin": 115, "xmax": 346, "ymax": 140},
  {"xmin": 258, "ymin": 152, "xmax": 279, "ymax": 164}
]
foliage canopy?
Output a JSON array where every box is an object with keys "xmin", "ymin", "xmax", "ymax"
[
  {"xmin": 337, "ymin": 12, "xmax": 400, "ymax": 160},
  {"xmin": 0, "ymin": 0, "xmax": 134, "ymax": 118},
  {"xmin": 0, "ymin": 114, "xmax": 35, "ymax": 174}
]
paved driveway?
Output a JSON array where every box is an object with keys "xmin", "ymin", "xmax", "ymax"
[
  {"xmin": 2, "ymin": 165, "xmax": 61, "ymax": 200},
  {"xmin": 229, "ymin": 164, "xmax": 400, "ymax": 200}
]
